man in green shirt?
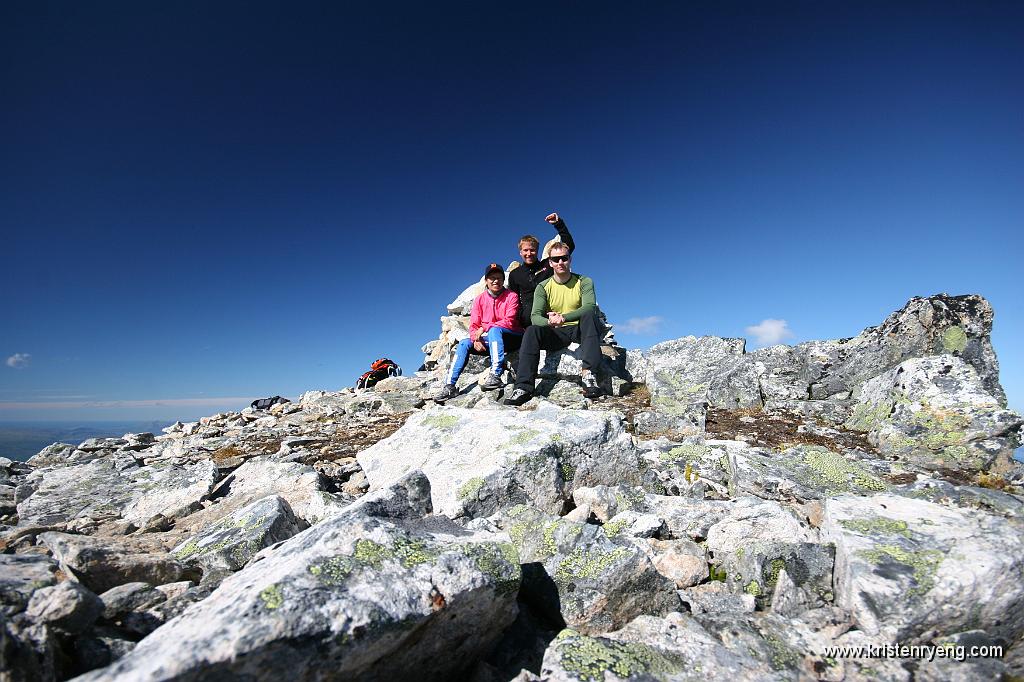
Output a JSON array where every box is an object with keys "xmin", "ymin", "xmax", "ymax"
[{"xmin": 504, "ymin": 241, "xmax": 602, "ymax": 405}]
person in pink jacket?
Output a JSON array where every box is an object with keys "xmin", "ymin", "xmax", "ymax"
[{"xmin": 433, "ymin": 262, "xmax": 524, "ymax": 402}]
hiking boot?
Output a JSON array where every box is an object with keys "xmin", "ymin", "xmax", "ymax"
[
  {"xmin": 581, "ymin": 372, "xmax": 602, "ymax": 398},
  {"xmin": 432, "ymin": 384, "xmax": 459, "ymax": 403},
  {"xmin": 479, "ymin": 373, "xmax": 503, "ymax": 391},
  {"xmin": 503, "ymin": 388, "xmax": 533, "ymax": 406}
]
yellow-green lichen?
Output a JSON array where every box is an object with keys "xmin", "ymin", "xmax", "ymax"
[
  {"xmin": 309, "ymin": 556, "xmax": 354, "ymax": 585},
  {"xmin": 560, "ymin": 460, "xmax": 575, "ymax": 482},
  {"xmin": 847, "ymin": 401, "xmax": 894, "ymax": 432},
  {"xmin": 259, "ymin": 583, "xmax": 284, "ymax": 610},
  {"xmin": 554, "ymin": 630, "xmax": 680, "ymax": 682},
  {"xmin": 803, "ymin": 446, "xmax": 886, "ymax": 492},
  {"xmin": 551, "ymin": 433, "xmax": 563, "ymax": 442},
  {"xmin": 660, "ymin": 443, "xmax": 710, "ymax": 462},
  {"xmin": 459, "ymin": 542, "xmax": 521, "ymax": 596},
  {"xmin": 709, "ymin": 565, "xmax": 727, "ymax": 582},
  {"xmin": 840, "ymin": 517, "xmax": 911, "ymax": 538},
  {"xmin": 353, "ymin": 537, "xmax": 438, "ymax": 569},
  {"xmin": 765, "ymin": 558, "xmax": 786, "ymax": 588},
  {"xmin": 457, "ymin": 477, "xmax": 486, "ymax": 501},
  {"xmin": 507, "ymin": 428, "xmax": 540, "ymax": 446},
  {"xmin": 744, "ymin": 580, "xmax": 762, "ymax": 596},
  {"xmin": 542, "ymin": 520, "xmax": 582, "ymax": 558},
  {"xmin": 602, "ymin": 518, "xmax": 629, "ymax": 538},
  {"xmin": 422, "ymin": 414, "xmax": 459, "ymax": 429},
  {"xmin": 856, "ymin": 544, "xmax": 944, "ymax": 597},
  {"xmin": 763, "ymin": 633, "xmax": 802, "ymax": 670},
  {"xmin": 555, "ymin": 546, "xmax": 630, "ymax": 583},
  {"xmin": 941, "ymin": 326, "xmax": 968, "ymax": 353}
]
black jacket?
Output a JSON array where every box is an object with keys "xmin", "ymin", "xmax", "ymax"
[{"xmin": 507, "ymin": 218, "xmax": 575, "ymax": 329}]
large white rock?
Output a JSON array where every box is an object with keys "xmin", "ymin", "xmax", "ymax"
[
  {"xmin": 75, "ymin": 472, "xmax": 521, "ymax": 682},
  {"xmin": 821, "ymin": 493, "xmax": 1024, "ymax": 641},
  {"xmin": 846, "ymin": 355, "xmax": 1022, "ymax": 472},
  {"xmin": 357, "ymin": 403, "xmax": 653, "ymax": 519}
]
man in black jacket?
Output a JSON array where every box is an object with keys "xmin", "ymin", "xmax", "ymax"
[{"xmin": 507, "ymin": 212, "xmax": 575, "ymax": 330}]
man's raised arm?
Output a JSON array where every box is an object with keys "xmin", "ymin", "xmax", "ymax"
[{"xmin": 545, "ymin": 212, "xmax": 575, "ymax": 254}]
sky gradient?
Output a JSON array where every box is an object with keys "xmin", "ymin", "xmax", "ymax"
[{"xmin": 2, "ymin": 1, "xmax": 1021, "ymax": 422}]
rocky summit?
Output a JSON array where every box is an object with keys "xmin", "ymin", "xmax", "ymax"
[{"xmin": 1, "ymin": 290, "xmax": 1023, "ymax": 682}]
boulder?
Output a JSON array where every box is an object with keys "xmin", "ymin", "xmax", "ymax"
[
  {"xmin": 98, "ymin": 582, "xmax": 167, "ymax": 620},
  {"xmin": 0, "ymin": 554, "xmax": 59, "ymax": 616},
  {"xmin": 171, "ymin": 495, "xmax": 306, "ymax": 571},
  {"xmin": 846, "ymin": 355, "xmax": 1022, "ymax": 472},
  {"xmin": 821, "ymin": 493, "xmax": 1024, "ymax": 641},
  {"xmin": 25, "ymin": 581, "xmax": 103, "ymax": 634},
  {"xmin": 540, "ymin": 613, "xmax": 783, "ymax": 681},
  {"xmin": 38, "ymin": 532, "xmax": 188, "ymax": 594},
  {"xmin": 74, "ymin": 474, "xmax": 521, "ymax": 682},
  {"xmin": 502, "ymin": 505, "xmax": 679, "ymax": 634},
  {"xmin": 358, "ymin": 403, "xmax": 654, "ymax": 519}
]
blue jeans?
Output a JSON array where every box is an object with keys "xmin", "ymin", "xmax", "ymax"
[{"xmin": 447, "ymin": 326, "xmax": 523, "ymax": 385}]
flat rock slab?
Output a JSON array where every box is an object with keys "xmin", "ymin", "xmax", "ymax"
[
  {"xmin": 76, "ymin": 478, "xmax": 520, "ymax": 682},
  {"xmin": 358, "ymin": 403, "xmax": 652, "ymax": 519},
  {"xmin": 121, "ymin": 461, "xmax": 219, "ymax": 525},
  {"xmin": 38, "ymin": 532, "xmax": 188, "ymax": 594},
  {"xmin": 175, "ymin": 458, "xmax": 327, "ymax": 531},
  {"xmin": 821, "ymin": 493, "xmax": 1024, "ymax": 641},
  {"xmin": 171, "ymin": 495, "xmax": 305, "ymax": 571}
]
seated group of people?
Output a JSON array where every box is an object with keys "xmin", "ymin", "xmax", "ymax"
[{"xmin": 434, "ymin": 212, "xmax": 604, "ymax": 406}]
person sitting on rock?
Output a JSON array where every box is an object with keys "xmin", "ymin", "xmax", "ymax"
[
  {"xmin": 507, "ymin": 212, "xmax": 575, "ymax": 330},
  {"xmin": 504, "ymin": 242, "xmax": 602, "ymax": 405},
  {"xmin": 434, "ymin": 263, "xmax": 524, "ymax": 403}
]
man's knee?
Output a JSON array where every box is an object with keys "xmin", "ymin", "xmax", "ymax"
[{"xmin": 486, "ymin": 327, "xmax": 503, "ymax": 342}]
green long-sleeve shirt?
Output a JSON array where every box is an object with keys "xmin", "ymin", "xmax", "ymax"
[{"xmin": 530, "ymin": 274, "xmax": 596, "ymax": 327}]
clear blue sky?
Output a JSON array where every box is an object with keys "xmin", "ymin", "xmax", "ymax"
[{"xmin": 2, "ymin": 1, "xmax": 1021, "ymax": 422}]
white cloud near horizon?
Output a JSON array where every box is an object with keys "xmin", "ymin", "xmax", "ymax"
[
  {"xmin": 5, "ymin": 353, "xmax": 31, "ymax": 369},
  {"xmin": 745, "ymin": 319, "xmax": 795, "ymax": 346},
  {"xmin": 0, "ymin": 397, "xmax": 253, "ymax": 410},
  {"xmin": 617, "ymin": 316, "xmax": 665, "ymax": 335}
]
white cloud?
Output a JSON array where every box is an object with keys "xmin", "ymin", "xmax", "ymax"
[
  {"xmin": 745, "ymin": 319, "xmax": 795, "ymax": 346},
  {"xmin": 5, "ymin": 353, "xmax": 30, "ymax": 369},
  {"xmin": 616, "ymin": 316, "xmax": 665, "ymax": 335}
]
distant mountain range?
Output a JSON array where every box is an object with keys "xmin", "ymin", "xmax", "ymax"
[{"xmin": 0, "ymin": 421, "xmax": 175, "ymax": 461}]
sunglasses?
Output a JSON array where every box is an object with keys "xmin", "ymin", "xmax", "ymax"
[{"xmin": 549, "ymin": 255, "xmax": 570, "ymax": 263}]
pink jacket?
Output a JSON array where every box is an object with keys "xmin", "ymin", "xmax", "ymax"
[{"xmin": 470, "ymin": 288, "xmax": 524, "ymax": 336}]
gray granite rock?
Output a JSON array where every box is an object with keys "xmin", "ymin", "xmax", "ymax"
[
  {"xmin": 38, "ymin": 532, "xmax": 189, "ymax": 594},
  {"xmin": 502, "ymin": 505, "xmax": 678, "ymax": 635},
  {"xmin": 75, "ymin": 475, "xmax": 520, "ymax": 682},
  {"xmin": 846, "ymin": 355, "xmax": 1022, "ymax": 472},
  {"xmin": 171, "ymin": 495, "xmax": 305, "ymax": 571},
  {"xmin": 822, "ymin": 493, "xmax": 1024, "ymax": 642},
  {"xmin": 25, "ymin": 581, "xmax": 103, "ymax": 634},
  {"xmin": 0, "ymin": 554, "xmax": 59, "ymax": 616}
]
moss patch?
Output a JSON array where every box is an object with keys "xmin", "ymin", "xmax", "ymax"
[
  {"xmin": 659, "ymin": 442, "xmax": 710, "ymax": 462},
  {"xmin": 459, "ymin": 542, "xmax": 521, "ymax": 596},
  {"xmin": 507, "ymin": 428, "xmax": 541, "ymax": 446}
]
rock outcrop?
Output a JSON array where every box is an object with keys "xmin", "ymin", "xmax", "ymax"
[{"xmin": 0, "ymin": 292, "xmax": 1021, "ymax": 681}]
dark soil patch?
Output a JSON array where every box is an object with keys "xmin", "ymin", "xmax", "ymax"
[
  {"xmin": 705, "ymin": 407, "xmax": 878, "ymax": 454},
  {"xmin": 301, "ymin": 413, "xmax": 411, "ymax": 464}
]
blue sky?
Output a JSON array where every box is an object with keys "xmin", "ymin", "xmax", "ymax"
[{"xmin": 2, "ymin": 1, "xmax": 1021, "ymax": 422}]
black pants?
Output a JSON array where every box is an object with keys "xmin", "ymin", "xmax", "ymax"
[{"xmin": 515, "ymin": 310, "xmax": 602, "ymax": 392}]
